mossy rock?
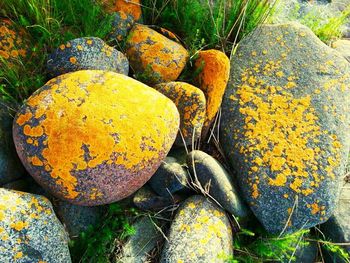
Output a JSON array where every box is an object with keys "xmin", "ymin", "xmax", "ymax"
[
  {"xmin": 0, "ymin": 188, "xmax": 71, "ymax": 263},
  {"xmin": 220, "ymin": 22, "xmax": 350, "ymax": 234},
  {"xmin": 13, "ymin": 70, "xmax": 180, "ymax": 205},
  {"xmin": 47, "ymin": 37, "xmax": 129, "ymax": 77}
]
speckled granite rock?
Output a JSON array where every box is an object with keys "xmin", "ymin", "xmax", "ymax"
[
  {"xmin": 187, "ymin": 150, "xmax": 250, "ymax": 218},
  {"xmin": 0, "ymin": 188, "xmax": 71, "ymax": 263},
  {"xmin": 13, "ymin": 70, "xmax": 179, "ymax": 205},
  {"xmin": 160, "ymin": 195, "xmax": 233, "ymax": 263},
  {"xmin": 47, "ymin": 37, "xmax": 129, "ymax": 77},
  {"xmin": 220, "ymin": 22, "xmax": 350, "ymax": 234}
]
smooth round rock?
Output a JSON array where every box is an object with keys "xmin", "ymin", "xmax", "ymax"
[
  {"xmin": 154, "ymin": 82, "xmax": 206, "ymax": 146},
  {"xmin": 148, "ymin": 156, "xmax": 189, "ymax": 197},
  {"xmin": 13, "ymin": 70, "xmax": 180, "ymax": 205},
  {"xmin": 187, "ymin": 150, "xmax": 250, "ymax": 218},
  {"xmin": 195, "ymin": 50, "xmax": 230, "ymax": 137},
  {"xmin": 0, "ymin": 188, "xmax": 71, "ymax": 263},
  {"xmin": 160, "ymin": 195, "xmax": 233, "ymax": 263},
  {"xmin": 47, "ymin": 37, "xmax": 129, "ymax": 77},
  {"xmin": 221, "ymin": 22, "xmax": 350, "ymax": 234},
  {"xmin": 107, "ymin": 11, "xmax": 135, "ymax": 43},
  {"xmin": 126, "ymin": 24, "xmax": 189, "ymax": 84}
]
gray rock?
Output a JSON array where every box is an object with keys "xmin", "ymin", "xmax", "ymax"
[
  {"xmin": 117, "ymin": 216, "xmax": 164, "ymax": 263},
  {"xmin": 160, "ymin": 195, "xmax": 233, "ymax": 263},
  {"xmin": 332, "ymin": 39, "xmax": 350, "ymax": 61},
  {"xmin": 148, "ymin": 156, "xmax": 189, "ymax": 197},
  {"xmin": 47, "ymin": 37, "xmax": 129, "ymax": 77},
  {"xmin": 187, "ymin": 150, "xmax": 250, "ymax": 218},
  {"xmin": 0, "ymin": 188, "xmax": 71, "ymax": 262},
  {"xmin": 107, "ymin": 11, "xmax": 135, "ymax": 44},
  {"xmin": 0, "ymin": 102, "xmax": 25, "ymax": 185},
  {"xmin": 220, "ymin": 22, "xmax": 350, "ymax": 234},
  {"xmin": 321, "ymin": 181, "xmax": 350, "ymax": 262}
]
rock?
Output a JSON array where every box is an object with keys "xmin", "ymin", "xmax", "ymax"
[
  {"xmin": 47, "ymin": 37, "xmax": 129, "ymax": 77},
  {"xmin": 220, "ymin": 22, "xmax": 350, "ymax": 234},
  {"xmin": 117, "ymin": 216, "xmax": 164, "ymax": 263},
  {"xmin": 0, "ymin": 188, "xmax": 71, "ymax": 262},
  {"xmin": 0, "ymin": 19, "xmax": 30, "ymax": 64},
  {"xmin": 107, "ymin": 11, "xmax": 134, "ymax": 44},
  {"xmin": 154, "ymin": 82, "xmax": 206, "ymax": 146},
  {"xmin": 13, "ymin": 70, "xmax": 180, "ymax": 205},
  {"xmin": 160, "ymin": 195, "xmax": 233, "ymax": 263},
  {"xmin": 2, "ymin": 178, "xmax": 29, "ymax": 191},
  {"xmin": 321, "ymin": 181, "xmax": 350, "ymax": 261},
  {"xmin": 332, "ymin": 39, "xmax": 350, "ymax": 61},
  {"xmin": 100, "ymin": 0, "xmax": 142, "ymax": 22},
  {"xmin": 168, "ymin": 148, "xmax": 187, "ymax": 165},
  {"xmin": 292, "ymin": 240, "xmax": 318, "ymax": 263},
  {"xmin": 148, "ymin": 156, "xmax": 189, "ymax": 197},
  {"xmin": 187, "ymin": 150, "xmax": 250, "ymax": 218},
  {"xmin": 195, "ymin": 50, "xmax": 230, "ymax": 137},
  {"xmin": 133, "ymin": 185, "xmax": 181, "ymax": 211},
  {"xmin": 126, "ymin": 24, "xmax": 189, "ymax": 84},
  {"xmin": 0, "ymin": 102, "xmax": 25, "ymax": 185},
  {"xmin": 53, "ymin": 199, "xmax": 106, "ymax": 238}
]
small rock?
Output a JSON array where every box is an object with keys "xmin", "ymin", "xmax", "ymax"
[
  {"xmin": 107, "ymin": 11, "xmax": 135, "ymax": 44},
  {"xmin": 154, "ymin": 82, "xmax": 206, "ymax": 146},
  {"xmin": 0, "ymin": 102, "xmax": 25, "ymax": 185},
  {"xmin": 148, "ymin": 156, "xmax": 189, "ymax": 197},
  {"xmin": 53, "ymin": 199, "xmax": 106, "ymax": 238},
  {"xmin": 160, "ymin": 195, "xmax": 233, "ymax": 263},
  {"xmin": 117, "ymin": 216, "xmax": 164, "ymax": 263},
  {"xmin": 187, "ymin": 150, "xmax": 250, "ymax": 218},
  {"xmin": 221, "ymin": 22, "xmax": 350, "ymax": 234},
  {"xmin": 13, "ymin": 70, "xmax": 180, "ymax": 205},
  {"xmin": 0, "ymin": 188, "xmax": 71, "ymax": 263},
  {"xmin": 126, "ymin": 24, "xmax": 189, "ymax": 84},
  {"xmin": 47, "ymin": 37, "xmax": 129, "ymax": 77},
  {"xmin": 332, "ymin": 39, "xmax": 350, "ymax": 61},
  {"xmin": 195, "ymin": 49, "xmax": 230, "ymax": 138}
]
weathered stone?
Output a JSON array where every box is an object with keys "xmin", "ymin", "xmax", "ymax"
[
  {"xmin": 187, "ymin": 150, "xmax": 250, "ymax": 218},
  {"xmin": 126, "ymin": 24, "xmax": 189, "ymax": 84},
  {"xmin": 116, "ymin": 216, "xmax": 164, "ymax": 263},
  {"xmin": 148, "ymin": 156, "xmax": 189, "ymax": 197},
  {"xmin": 100, "ymin": 0, "xmax": 142, "ymax": 22},
  {"xmin": 332, "ymin": 39, "xmax": 350, "ymax": 61},
  {"xmin": 107, "ymin": 11, "xmax": 135, "ymax": 44},
  {"xmin": 195, "ymin": 50, "xmax": 230, "ymax": 137},
  {"xmin": 154, "ymin": 82, "xmax": 206, "ymax": 146},
  {"xmin": 0, "ymin": 102, "xmax": 25, "ymax": 185},
  {"xmin": 13, "ymin": 70, "xmax": 179, "ymax": 205},
  {"xmin": 47, "ymin": 37, "xmax": 129, "ymax": 77},
  {"xmin": 220, "ymin": 22, "xmax": 350, "ymax": 234},
  {"xmin": 161, "ymin": 195, "xmax": 233, "ymax": 263},
  {"xmin": 0, "ymin": 188, "xmax": 71, "ymax": 262}
]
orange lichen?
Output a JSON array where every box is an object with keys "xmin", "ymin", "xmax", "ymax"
[
  {"xmin": 195, "ymin": 50, "xmax": 230, "ymax": 135},
  {"xmin": 126, "ymin": 24, "xmax": 189, "ymax": 84},
  {"xmin": 69, "ymin": 57, "xmax": 77, "ymax": 64},
  {"xmin": 114, "ymin": 0, "xmax": 142, "ymax": 21},
  {"xmin": 16, "ymin": 70, "xmax": 179, "ymax": 200}
]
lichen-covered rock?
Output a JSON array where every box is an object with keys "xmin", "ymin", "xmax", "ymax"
[
  {"xmin": 332, "ymin": 39, "xmax": 350, "ymax": 61},
  {"xmin": 187, "ymin": 150, "xmax": 249, "ymax": 218},
  {"xmin": 0, "ymin": 188, "xmax": 71, "ymax": 263},
  {"xmin": 220, "ymin": 22, "xmax": 350, "ymax": 234},
  {"xmin": 13, "ymin": 70, "xmax": 180, "ymax": 205},
  {"xmin": 148, "ymin": 156, "xmax": 189, "ymax": 197},
  {"xmin": 0, "ymin": 102, "xmax": 25, "ymax": 185},
  {"xmin": 161, "ymin": 195, "xmax": 233, "ymax": 263},
  {"xmin": 126, "ymin": 24, "xmax": 189, "ymax": 84},
  {"xmin": 100, "ymin": 0, "xmax": 142, "ymax": 22},
  {"xmin": 154, "ymin": 82, "xmax": 206, "ymax": 146},
  {"xmin": 107, "ymin": 11, "xmax": 135, "ymax": 43},
  {"xmin": 53, "ymin": 199, "xmax": 106, "ymax": 238},
  {"xmin": 47, "ymin": 37, "xmax": 129, "ymax": 77},
  {"xmin": 195, "ymin": 50, "xmax": 230, "ymax": 137},
  {"xmin": 0, "ymin": 19, "xmax": 29, "ymax": 64},
  {"xmin": 117, "ymin": 216, "xmax": 164, "ymax": 263}
]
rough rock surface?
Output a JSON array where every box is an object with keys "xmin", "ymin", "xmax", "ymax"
[
  {"xmin": 13, "ymin": 70, "xmax": 180, "ymax": 205},
  {"xmin": 0, "ymin": 188, "xmax": 71, "ymax": 263},
  {"xmin": 47, "ymin": 37, "xmax": 129, "ymax": 77},
  {"xmin": 107, "ymin": 11, "xmax": 134, "ymax": 43},
  {"xmin": 161, "ymin": 195, "xmax": 233, "ymax": 263},
  {"xmin": 220, "ymin": 22, "xmax": 350, "ymax": 234},
  {"xmin": 332, "ymin": 39, "xmax": 350, "ymax": 61}
]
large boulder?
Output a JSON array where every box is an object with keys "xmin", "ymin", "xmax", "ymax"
[
  {"xmin": 220, "ymin": 22, "xmax": 350, "ymax": 234},
  {"xmin": 13, "ymin": 70, "xmax": 180, "ymax": 205},
  {"xmin": 0, "ymin": 188, "xmax": 71, "ymax": 262}
]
